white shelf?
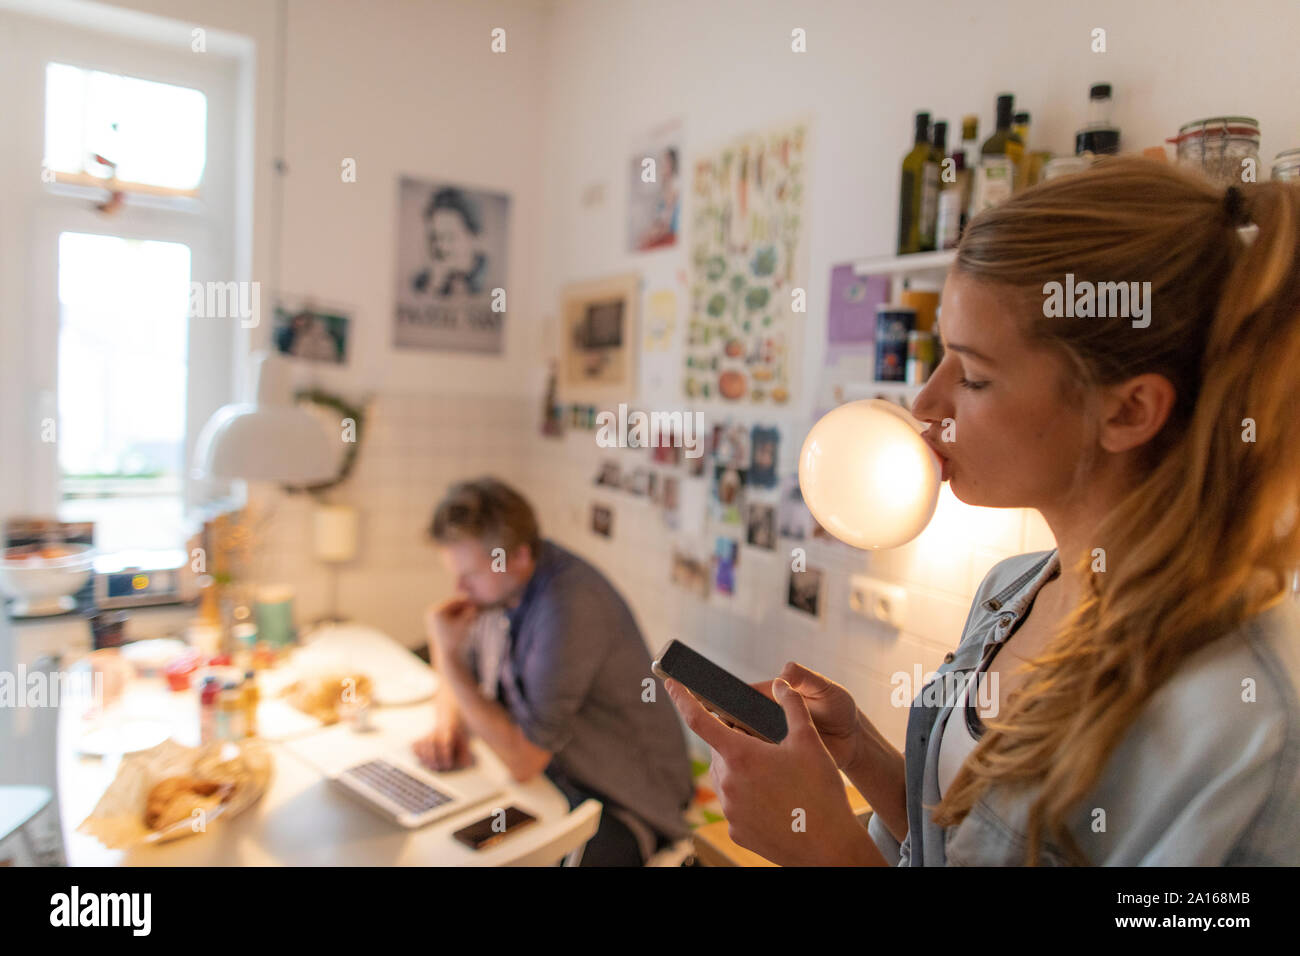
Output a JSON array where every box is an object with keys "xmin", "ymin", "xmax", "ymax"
[
  {"xmin": 841, "ymin": 380, "xmax": 923, "ymax": 401},
  {"xmin": 851, "ymin": 249, "xmax": 956, "ymax": 278}
]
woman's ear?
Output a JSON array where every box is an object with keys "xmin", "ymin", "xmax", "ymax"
[{"xmin": 1098, "ymin": 373, "xmax": 1176, "ymax": 454}]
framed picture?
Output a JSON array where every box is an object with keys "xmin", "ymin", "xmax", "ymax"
[
  {"xmin": 560, "ymin": 274, "xmax": 639, "ymax": 403},
  {"xmin": 393, "ymin": 177, "xmax": 511, "ymax": 353},
  {"xmin": 272, "ymin": 297, "xmax": 351, "ymax": 365}
]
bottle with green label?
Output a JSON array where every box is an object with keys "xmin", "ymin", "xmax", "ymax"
[
  {"xmin": 898, "ymin": 111, "xmax": 940, "ymax": 254},
  {"xmin": 972, "ymin": 94, "xmax": 1021, "ymax": 214}
]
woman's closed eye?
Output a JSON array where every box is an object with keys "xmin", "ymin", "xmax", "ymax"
[{"xmin": 957, "ymin": 376, "xmax": 990, "ymax": 390}]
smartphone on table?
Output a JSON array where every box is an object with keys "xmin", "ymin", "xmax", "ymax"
[
  {"xmin": 452, "ymin": 805, "xmax": 538, "ymax": 850},
  {"xmin": 652, "ymin": 639, "xmax": 788, "ymax": 743}
]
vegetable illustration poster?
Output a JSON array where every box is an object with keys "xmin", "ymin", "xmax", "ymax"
[{"xmin": 684, "ymin": 120, "xmax": 808, "ymax": 406}]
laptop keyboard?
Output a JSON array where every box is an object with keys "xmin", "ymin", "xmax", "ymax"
[{"xmin": 342, "ymin": 759, "xmax": 455, "ymax": 815}]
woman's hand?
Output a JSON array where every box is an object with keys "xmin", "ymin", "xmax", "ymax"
[
  {"xmin": 750, "ymin": 662, "xmax": 867, "ymax": 773},
  {"xmin": 665, "ymin": 676, "xmax": 880, "ymax": 866}
]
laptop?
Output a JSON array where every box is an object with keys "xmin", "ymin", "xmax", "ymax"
[{"xmin": 327, "ymin": 748, "xmax": 504, "ymax": 829}]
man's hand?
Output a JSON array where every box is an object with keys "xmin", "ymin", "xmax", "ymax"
[
  {"xmin": 413, "ymin": 691, "xmax": 475, "ymax": 771},
  {"xmin": 425, "ymin": 596, "xmax": 479, "ymax": 660}
]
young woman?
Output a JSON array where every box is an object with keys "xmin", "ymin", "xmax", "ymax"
[{"xmin": 666, "ymin": 157, "xmax": 1300, "ymax": 865}]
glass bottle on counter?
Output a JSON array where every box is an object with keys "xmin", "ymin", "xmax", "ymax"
[
  {"xmin": 1076, "ymin": 83, "xmax": 1120, "ymax": 156},
  {"xmin": 242, "ymin": 670, "xmax": 259, "ymax": 738},
  {"xmin": 898, "ymin": 111, "xmax": 940, "ymax": 254}
]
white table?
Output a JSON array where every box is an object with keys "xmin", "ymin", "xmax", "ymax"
[{"xmin": 56, "ymin": 649, "xmax": 577, "ymax": 865}]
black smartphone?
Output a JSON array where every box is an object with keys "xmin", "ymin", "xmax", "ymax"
[
  {"xmin": 652, "ymin": 639, "xmax": 788, "ymax": 743},
  {"xmin": 452, "ymin": 806, "xmax": 538, "ymax": 850}
]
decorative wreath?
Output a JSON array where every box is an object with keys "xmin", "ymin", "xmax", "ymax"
[{"xmin": 282, "ymin": 388, "xmax": 367, "ymax": 496}]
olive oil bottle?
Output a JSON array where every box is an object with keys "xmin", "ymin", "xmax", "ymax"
[
  {"xmin": 981, "ymin": 93, "xmax": 1024, "ymax": 164},
  {"xmin": 898, "ymin": 111, "xmax": 940, "ymax": 254}
]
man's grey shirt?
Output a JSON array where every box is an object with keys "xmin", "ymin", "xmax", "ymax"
[{"xmin": 482, "ymin": 539, "xmax": 694, "ymax": 842}]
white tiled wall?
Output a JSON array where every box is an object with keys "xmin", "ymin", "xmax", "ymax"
[{"xmin": 248, "ymin": 391, "xmax": 537, "ymax": 650}]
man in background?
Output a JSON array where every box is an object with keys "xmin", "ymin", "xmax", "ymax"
[{"xmin": 415, "ymin": 477, "xmax": 693, "ymax": 866}]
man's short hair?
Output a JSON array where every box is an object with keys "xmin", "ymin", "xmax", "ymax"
[{"xmin": 429, "ymin": 477, "xmax": 540, "ymax": 558}]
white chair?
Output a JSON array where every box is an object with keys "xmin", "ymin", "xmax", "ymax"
[
  {"xmin": 645, "ymin": 837, "xmax": 694, "ymax": 867},
  {"xmin": 498, "ymin": 797, "xmax": 600, "ymax": 866}
]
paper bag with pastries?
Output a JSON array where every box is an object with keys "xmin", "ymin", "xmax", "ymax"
[{"xmin": 77, "ymin": 738, "xmax": 272, "ymax": 849}]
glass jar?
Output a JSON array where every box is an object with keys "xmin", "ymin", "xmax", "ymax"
[
  {"xmin": 1272, "ymin": 148, "xmax": 1300, "ymax": 183},
  {"xmin": 1169, "ymin": 116, "xmax": 1260, "ymax": 187}
]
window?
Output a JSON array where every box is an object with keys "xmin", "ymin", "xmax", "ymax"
[
  {"xmin": 3, "ymin": 12, "xmax": 241, "ymax": 557},
  {"xmin": 44, "ymin": 62, "xmax": 208, "ymax": 196},
  {"xmin": 56, "ymin": 233, "xmax": 191, "ymax": 552}
]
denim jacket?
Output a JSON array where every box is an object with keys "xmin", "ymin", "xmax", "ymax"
[{"xmin": 867, "ymin": 549, "xmax": 1300, "ymax": 865}]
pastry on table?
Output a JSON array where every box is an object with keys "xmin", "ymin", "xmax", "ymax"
[
  {"xmin": 144, "ymin": 776, "xmax": 233, "ymax": 830},
  {"xmin": 286, "ymin": 673, "xmax": 373, "ymax": 725}
]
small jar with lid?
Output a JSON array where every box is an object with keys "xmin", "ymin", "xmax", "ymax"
[{"xmin": 1168, "ymin": 116, "xmax": 1260, "ymax": 187}]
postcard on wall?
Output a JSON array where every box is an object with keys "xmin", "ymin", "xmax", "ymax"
[
  {"xmin": 273, "ymin": 296, "xmax": 350, "ymax": 365},
  {"xmin": 683, "ymin": 119, "xmax": 809, "ymax": 406},
  {"xmin": 393, "ymin": 176, "xmax": 510, "ymax": 353},
  {"xmin": 820, "ymin": 264, "xmax": 891, "ymax": 407},
  {"xmin": 591, "ymin": 503, "xmax": 613, "ymax": 538},
  {"xmin": 777, "ymin": 473, "xmax": 813, "ymax": 540},
  {"xmin": 560, "ymin": 274, "xmax": 639, "ymax": 403},
  {"xmin": 670, "ymin": 544, "xmax": 710, "ymax": 598},
  {"xmin": 713, "ymin": 536, "xmax": 739, "ymax": 595},
  {"xmin": 787, "ymin": 565, "xmax": 824, "ymax": 619},
  {"xmin": 745, "ymin": 501, "xmax": 776, "ymax": 550},
  {"xmin": 628, "ymin": 117, "xmax": 683, "ymax": 253},
  {"xmin": 638, "ymin": 261, "xmax": 685, "ymax": 410},
  {"xmin": 749, "ymin": 425, "xmax": 780, "ymax": 488}
]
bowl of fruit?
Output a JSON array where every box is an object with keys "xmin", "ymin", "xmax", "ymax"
[{"xmin": 0, "ymin": 543, "xmax": 95, "ymax": 615}]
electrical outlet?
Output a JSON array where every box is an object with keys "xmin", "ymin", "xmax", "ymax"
[{"xmin": 848, "ymin": 575, "xmax": 907, "ymax": 629}]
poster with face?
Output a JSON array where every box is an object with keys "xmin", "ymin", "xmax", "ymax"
[{"xmin": 394, "ymin": 177, "xmax": 510, "ymax": 352}]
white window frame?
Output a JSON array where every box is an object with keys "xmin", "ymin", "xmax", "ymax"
[{"xmin": 0, "ymin": 7, "xmax": 246, "ymax": 547}]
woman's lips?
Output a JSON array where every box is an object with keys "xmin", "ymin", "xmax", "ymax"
[{"xmin": 924, "ymin": 439, "xmax": 951, "ymax": 480}]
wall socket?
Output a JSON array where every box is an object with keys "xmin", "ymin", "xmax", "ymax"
[{"xmin": 848, "ymin": 575, "xmax": 907, "ymax": 629}]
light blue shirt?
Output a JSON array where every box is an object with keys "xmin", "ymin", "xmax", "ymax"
[{"xmin": 868, "ymin": 548, "xmax": 1300, "ymax": 865}]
